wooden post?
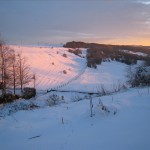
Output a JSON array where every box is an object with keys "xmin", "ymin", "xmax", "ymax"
[
  {"xmin": 90, "ymin": 95, "xmax": 93, "ymax": 117},
  {"xmin": 62, "ymin": 117, "xmax": 64, "ymax": 124},
  {"xmin": 33, "ymin": 74, "xmax": 36, "ymax": 89}
]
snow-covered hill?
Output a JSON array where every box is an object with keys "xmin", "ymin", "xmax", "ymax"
[
  {"xmin": 10, "ymin": 45, "xmax": 87, "ymax": 91},
  {"xmin": 0, "ymin": 45, "xmax": 150, "ymax": 150},
  {"xmin": 9, "ymin": 45, "xmax": 128, "ymax": 93}
]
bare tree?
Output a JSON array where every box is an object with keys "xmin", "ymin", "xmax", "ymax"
[
  {"xmin": 17, "ymin": 52, "xmax": 32, "ymax": 95},
  {"xmin": 8, "ymin": 51, "xmax": 20, "ymax": 95},
  {"xmin": 0, "ymin": 42, "xmax": 14, "ymax": 94},
  {"xmin": 12, "ymin": 53, "xmax": 17, "ymax": 95},
  {"xmin": 0, "ymin": 36, "xmax": 33, "ymax": 100},
  {"xmin": 0, "ymin": 41, "xmax": 6, "ymax": 94}
]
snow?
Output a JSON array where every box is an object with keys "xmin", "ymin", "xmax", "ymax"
[
  {"xmin": 121, "ymin": 50, "xmax": 148, "ymax": 56},
  {"xmin": 61, "ymin": 61, "xmax": 128, "ymax": 92},
  {"xmin": 0, "ymin": 88, "xmax": 150, "ymax": 150},
  {"xmin": 0, "ymin": 45, "xmax": 150, "ymax": 150},
  {"xmin": 9, "ymin": 45, "xmax": 87, "ymax": 91},
  {"xmin": 9, "ymin": 45, "xmax": 128, "ymax": 93}
]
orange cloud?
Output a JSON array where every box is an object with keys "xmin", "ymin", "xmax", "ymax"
[{"xmin": 96, "ymin": 37, "xmax": 150, "ymax": 46}]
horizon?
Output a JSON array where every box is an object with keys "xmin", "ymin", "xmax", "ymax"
[
  {"xmin": 7, "ymin": 41, "xmax": 150, "ymax": 47},
  {"xmin": 0, "ymin": 0, "xmax": 150, "ymax": 46}
]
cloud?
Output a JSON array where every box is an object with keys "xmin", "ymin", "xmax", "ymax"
[
  {"xmin": 137, "ymin": 1, "xmax": 150, "ymax": 5},
  {"xmin": 1, "ymin": 0, "xmax": 150, "ymax": 45}
]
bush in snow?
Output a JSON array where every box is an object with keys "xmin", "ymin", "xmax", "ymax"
[
  {"xmin": 0, "ymin": 93, "xmax": 20, "ymax": 104},
  {"xmin": 127, "ymin": 65, "xmax": 150, "ymax": 87},
  {"xmin": 96, "ymin": 85, "xmax": 108, "ymax": 96},
  {"xmin": 68, "ymin": 48, "xmax": 82, "ymax": 56},
  {"xmin": 72, "ymin": 95, "xmax": 82, "ymax": 102},
  {"xmin": 22, "ymin": 87, "xmax": 36, "ymax": 99},
  {"xmin": 112, "ymin": 81, "xmax": 127, "ymax": 92},
  {"xmin": 46, "ymin": 94, "xmax": 60, "ymax": 106},
  {"xmin": 62, "ymin": 53, "xmax": 67, "ymax": 58},
  {"xmin": 99, "ymin": 98, "xmax": 110, "ymax": 113},
  {"xmin": 0, "ymin": 100, "xmax": 39, "ymax": 117},
  {"xmin": 63, "ymin": 70, "xmax": 67, "ymax": 74}
]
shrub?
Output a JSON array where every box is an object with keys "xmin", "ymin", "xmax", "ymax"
[
  {"xmin": 127, "ymin": 65, "xmax": 150, "ymax": 87},
  {"xmin": 0, "ymin": 94, "xmax": 20, "ymax": 104},
  {"xmin": 68, "ymin": 48, "xmax": 82, "ymax": 56},
  {"xmin": 47, "ymin": 94, "xmax": 60, "ymax": 106},
  {"xmin": 63, "ymin": 70, "xmax": 67, "ymax": 74},
  {"xmin": 63, "ymin": 53, "xmax": 67, "ymax": 58},
  {"xmin": 72, "ymin": 95, "xmax": 82, "ymax": 102},
  {"xmin": 22, "ymin": 87, "xmax": 36, "ymax": 99}
]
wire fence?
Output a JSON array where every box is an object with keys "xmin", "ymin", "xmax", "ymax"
[{"xmin": 28, "ymin": 47, "xmax": 87, "ymax": 94}]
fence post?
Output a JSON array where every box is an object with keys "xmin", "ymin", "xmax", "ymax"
[{"xmin": 90, "ymin": 95, "xmax": 93, "ymax": 117}]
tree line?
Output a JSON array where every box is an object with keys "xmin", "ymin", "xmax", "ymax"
[
  {"xmin": 0, "ymin": 40, "xmax": 33, "ymax": 97},
  {"xmin": 64, "ymin": 41, "xmax": 150, "ymax": 68}
]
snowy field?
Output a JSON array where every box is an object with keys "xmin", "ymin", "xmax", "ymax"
[
  {"xmin": 9, "ymin": 45, "xmax": 128, "ymax": 93},
  {"xmin": 0, "ymin": 88, "xmax": 150, "ymax": 150},
  {"xmin": 0, "ymin": 45, "xmax": 150, "ymax": 150},
  {"xmin": 62, "ymin": 61, "xmax": 128, "ymax": 92},
  {"xmin": 9, "ymin": 45, "xmax": 87, "ymax": 91}
]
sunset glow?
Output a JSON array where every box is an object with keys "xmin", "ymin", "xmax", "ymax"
[
  {"xmin": 0, "ymin": 0, "xmax": 150, "ymax": 46},
  {"xmin": 96, "ymin": 37, "xmax": 150, "ymax": 46}
]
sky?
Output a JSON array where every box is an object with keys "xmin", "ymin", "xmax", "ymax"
[{"xmin": 0, "ymin": 0, "xmax": 150, "ymax": 46}]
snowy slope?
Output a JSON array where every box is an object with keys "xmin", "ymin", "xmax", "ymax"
[
  {"xmin": 9, "ymin": 45, "xmax": 128, "ymax": 93},
  {"xmin": 0, "ymin": 45, "xmax": 150, "ymax": 150},
  {"xmin": 61, "ymin": 61, "xmax": 128, "ymax": 92},
  {"xmin": 9, "ymin": 45, "xmax": 87, "ymax": 91},
  {"xmin": 0, "ymin": 88, "xmax": 150, "ymax": 150}
]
